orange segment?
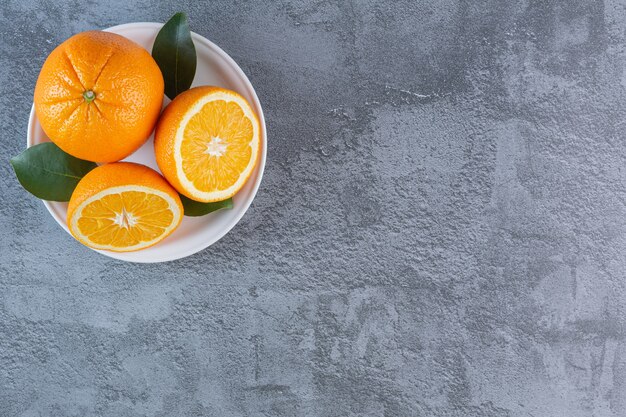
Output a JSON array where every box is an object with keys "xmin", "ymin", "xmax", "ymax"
[
  {"xmin": 67, "ymin": 163, "xmax": 183, "ymax": 252},
  {"xmin": 154, "ymin": 86, "xmax": 261, "ymax": 202}
]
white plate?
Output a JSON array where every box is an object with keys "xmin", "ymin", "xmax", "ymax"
[{"xmin": 27, "ymin": 22, "xmax": 267, "ymax": 263}]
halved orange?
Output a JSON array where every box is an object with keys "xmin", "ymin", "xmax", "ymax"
[
  {"xmin": 154, "ymin": 86, "xmax": 261, "ymax": 202},
  {"xmin": 67, "ymin": 162, "xmax": 183, "ymax": 252}
]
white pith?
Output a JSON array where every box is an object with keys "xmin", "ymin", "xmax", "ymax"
[
  {"xmin": 113, "ymin": 208, "xmax": 138, "ymax": 229},
  {"xmin": 174, "ymin": 91, "xmax": 260, "ymax": 201},
  {"xmin": 69, "ymin": 185, "xmax": 182, "ymax": 251},
  {"xmin": 205, "ymin": 136, "xmax": 227, "ymax": 157}
]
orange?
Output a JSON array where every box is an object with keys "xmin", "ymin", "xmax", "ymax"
[
  {"xmin": 34, "ymin": 31, "xmax": 164, "ymax": 162},
  {"xmin": 67, "ymin": 162, "xmax": 183, "ymax": 252},
  {"xmin": 154, "ymin": 86, "xmax": 261, "ymax": 202}
]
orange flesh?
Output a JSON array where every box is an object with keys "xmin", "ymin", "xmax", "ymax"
[
  {"xmin": 181, "ymin": 100, "xmax": 253, "ymax": 191},
  {"xmin": 77, "ymin": 191, "xmax": 174, "ymax": 247}
]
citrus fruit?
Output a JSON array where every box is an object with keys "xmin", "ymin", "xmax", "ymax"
[
  {"xmin": 154, "ymin": 86, "xmax": 261, "ymax": 202},
  {"xmin": 34, "ymin": 31, "xmax": 164, "ymax": 163},
  {"xmin": 67, "ymin": 162, "xmax": 183, "ymax": 252}
]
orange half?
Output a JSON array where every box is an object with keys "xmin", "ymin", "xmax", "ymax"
[
  {"xmin": 155, "ymin": 86, "xmax": 261, "ymax": 202},
  {"xmin": 67, "ymin": 163, "xmax": 183, "ymax": 252}
]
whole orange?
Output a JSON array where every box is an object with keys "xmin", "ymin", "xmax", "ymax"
[{"xmin": 34, "ymin": 31, "xmax": 164, "ymax": 162}]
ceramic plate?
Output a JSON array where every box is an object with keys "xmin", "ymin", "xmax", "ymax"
[{"xmin": 26, "ymin": 22, "xmax": 267, "ymax": 263}]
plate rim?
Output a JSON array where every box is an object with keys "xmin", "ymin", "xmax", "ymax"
[{"xmin": 26, "ymin": 22, "xmax": 267, "ymax": 263}]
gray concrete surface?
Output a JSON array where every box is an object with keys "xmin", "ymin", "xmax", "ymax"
[{"xmin": 1, "ymin": 0, "xmax": 625, "ymax": 415}]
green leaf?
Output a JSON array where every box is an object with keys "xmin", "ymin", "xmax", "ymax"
[
  {"xmin": 152, "ymin": 12, "xmax": 197, "ymax": 100},
  {"xmin": 180, "ymin": 194, "xmax": 233, "ymax": 217},
  {"xmin": 10, "ymin": 143, "xmax": 97, "ymax": 201}
]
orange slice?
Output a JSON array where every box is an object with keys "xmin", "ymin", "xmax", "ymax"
[
  {"xmin": 154, "ymin": 86, "xmax": 261, "ymax": 202},
  {"xmin": 67, "ymin": 162, "xmax": 183, "ymax": 252}
]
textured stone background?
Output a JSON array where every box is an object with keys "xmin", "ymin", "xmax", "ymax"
[{"xmin": 2, "ymin": 0, "xmax": 626, "ymax": 416}]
